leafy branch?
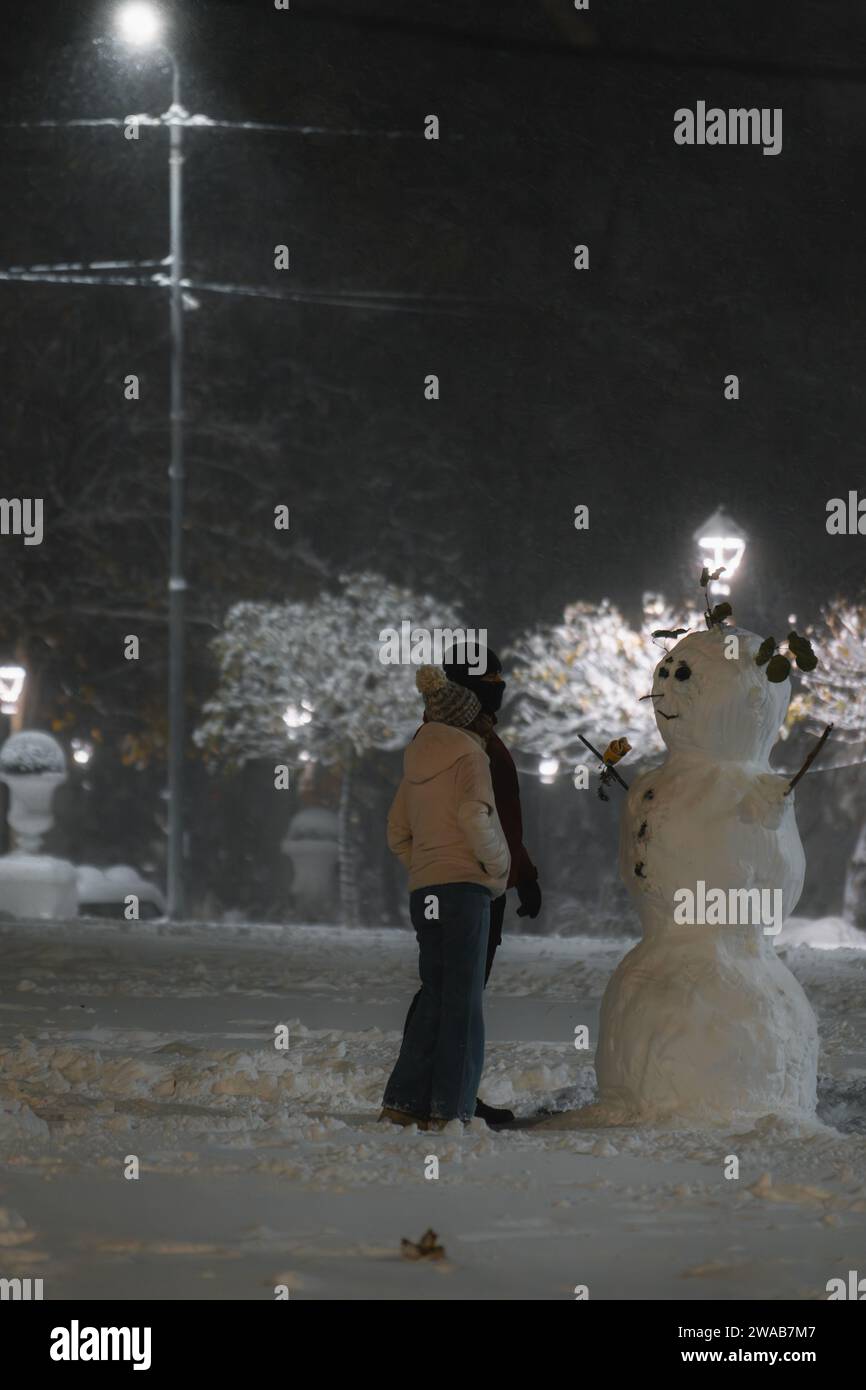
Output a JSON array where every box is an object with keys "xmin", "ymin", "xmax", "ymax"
[
  {"xmin": 699, "ymin": 566, "xmax": 732, "ymax": 629},
  {"xmin": 755, "ymin": 630, "xmax": 819, "ymax": 683}
]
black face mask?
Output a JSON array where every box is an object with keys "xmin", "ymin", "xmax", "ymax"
[
  {"xmin": 472, "ymin": 678, "xmax": 505, "ymax": 714},
  {"xmin": 443, "ymin": 647, "xmax": 505, "ymax": 713}
]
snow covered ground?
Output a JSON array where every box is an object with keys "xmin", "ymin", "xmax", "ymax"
[{"xmin": 1, "ymin": 914, "xmax": 864, "ymax": 1301}]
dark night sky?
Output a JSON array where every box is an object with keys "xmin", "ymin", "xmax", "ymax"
[{"xmin": 2, "ymin": 0, "xmax": 865, "ymax": 664}]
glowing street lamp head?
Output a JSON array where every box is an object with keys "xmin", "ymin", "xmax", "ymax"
[
  {"xmin": 115, "ymin": 2, "xmax": 164, "ymax": 46},
  {"xmin": 538, "ymin": 756, "xmax": 559, "ymax": 785},
  {"xmin": 0, "ymin": 666, "xmax": 26, "ymax": 715},
  {"xmin": 694, "ymin": 507, "xmax": 747, "ymax": 597}
]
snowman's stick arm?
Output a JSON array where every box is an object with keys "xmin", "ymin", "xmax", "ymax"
[
  {"xmin": 784, "ymin": 723, "xmax": 833, "ymax": 796},
  {"xmin": 578, "ymin": 734, "xmax": 630, "ymax": 790}
]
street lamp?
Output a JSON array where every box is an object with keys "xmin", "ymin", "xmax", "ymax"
[
  {"xmin": 694, "ymin": 507, "xmax": 747, "ymax": 598},
  {"xmin": 0, "ymin": 666, "xmax": 26, "ymax": 852},
  {"xmin": 115, "ymin": 1, "xmax": 187, "ymax": 918},
  {"xmin": 538, "ymin": 756, "xmax": 559, "ymax": 785},
  {"xmin": 116, "ymin": 2, "xmax": 163, "ymax": 45},
  {"xmin": 0, "ymin": 667, "xmax": 26, "ymax": 718}
]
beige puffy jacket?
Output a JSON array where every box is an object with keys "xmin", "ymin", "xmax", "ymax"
[{"xmin": 387, "ymin": 722, "xmax": 511, "ymax": 897}]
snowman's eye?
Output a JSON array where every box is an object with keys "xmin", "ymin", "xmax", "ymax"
[
  {"xmin": 675, "ymin": 663, "xmax": 691, "ymax": 681},
  {"xmin": 658, "ymin": 666, "xmax": 670, "ymax": 679}
]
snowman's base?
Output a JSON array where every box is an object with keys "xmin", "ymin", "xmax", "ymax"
[
  {"xmin": 536, "ymin": 1097, "xmax": 817, "ymax": 1131},
  {"xmin": 591, "ymin": 929, "xmax": 819, "ymax": 1128}
]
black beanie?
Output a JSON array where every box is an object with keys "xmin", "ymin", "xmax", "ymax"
[{"xmin": 442, "ymin": 645, "xmax": 505, "ymax": 713}]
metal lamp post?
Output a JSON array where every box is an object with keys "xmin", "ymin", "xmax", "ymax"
[{"xmin": 116, "ymin": 2, "xmax": 186, "ymax": 918}]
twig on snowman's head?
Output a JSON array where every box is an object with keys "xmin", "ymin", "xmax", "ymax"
[
  {"xmin": 650, "ymin": 627, "xmax": 689, "ymax": 650},
  {"xmin": 700, "ymin": 566, "xmax": 732, "ymax": 629},
  {"xmin": 785, "ymin": 723, "xmax": 833, "ymax": 796}
]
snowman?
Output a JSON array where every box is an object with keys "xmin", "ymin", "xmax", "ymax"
[{"xmin": 587, "ymin": 623, "xmax": 818, "ymax": 1127}]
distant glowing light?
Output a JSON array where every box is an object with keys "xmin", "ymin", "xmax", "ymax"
[
  {"xmin": 115, "ymin": 2, "xmax": 163, "ymax": 46},
  {"xmin": 539, "ymin": 756, "xmax": 559, "ymax": 784},
  {"xmin": 0, "ymin": 666, "xmax": 26, "ymax": 715},
  {"xmin": 283, "ymin": 703, "xmax": 313, "ymax": 730},
  {"xmin": 72, "ymin": 739, "xmax": 94, "ymax": 766}
]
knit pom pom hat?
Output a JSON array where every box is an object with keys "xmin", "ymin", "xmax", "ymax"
[{"xmin": 416, "ymin": 664, "xmax": 482, "ymax": 728}]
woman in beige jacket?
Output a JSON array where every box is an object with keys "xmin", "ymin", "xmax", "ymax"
[{"xmin": 380, "ymin": 665, "xmax": 510, "ymax": 1129}]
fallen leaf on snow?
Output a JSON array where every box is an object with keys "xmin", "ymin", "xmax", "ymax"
[{"xmin": 401, "ymin": 1228, "xmax": 446, "ymax": 1261}]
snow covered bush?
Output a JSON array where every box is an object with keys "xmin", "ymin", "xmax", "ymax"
[
  {"xmin": 0, "ymin": 731, "xmax": 67, "ymax": 777},
  {"xmin": 792, "ymin": 601, "xmax": 866, "ymax": 734},
  {"xmin": 502, "ymin": 593, "xmax": 703, "ymax": 770},
  {"xmin": 792, "ymin": 599, "xmax": 866, "ymax": 931},
  {"xmin": 196, "ymin": 573, "xmax": 463, "ymax": 924},
  {"xmin": 196, "ymin": 572, "xmax": 463, "ymax": 766}
]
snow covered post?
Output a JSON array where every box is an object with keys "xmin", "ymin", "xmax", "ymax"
[
  {"xmin": 280, "ymin": 806, "xmax": 340, "ymax": 920},
  {"xmin": 195, "ymin": 573, "xmax": 462, "ymax": 926},
  {"xmin": 0, "ymin": 731, "xmax": 68, "ymax": 852},
  {"xmin": 793, "ymin": 600, "xmax": 866, "ymax": 930},
  {"xmin": 0, "ymin": 731, "xmax": 78, "ymax": 919}
]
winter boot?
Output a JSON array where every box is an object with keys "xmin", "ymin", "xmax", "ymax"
[
  {"xmin": 474, "ymin": 1096, "xmax": 516, "ymax": 1127},
  {"xmin": 379, "ymin": 1107, "xmax": 429, "ymax": 1131}
]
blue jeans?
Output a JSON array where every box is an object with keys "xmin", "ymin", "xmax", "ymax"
[{"xmin": 383, "ymin": 883, "xmax": 490, "ymax": 1122}]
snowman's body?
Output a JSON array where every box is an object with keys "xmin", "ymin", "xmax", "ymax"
[{"xmin": 592, "ymin": 625, "xmax": 818, "ymax": 1126}]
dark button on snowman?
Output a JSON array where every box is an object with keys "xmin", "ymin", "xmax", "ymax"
[{"xmin": 590, "ymin": 623, "xmax": 818, "ymax": 1126}]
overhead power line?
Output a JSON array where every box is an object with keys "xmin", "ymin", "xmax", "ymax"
[
  {"xmin": 0, "ymin": 115, "xmax": 430, "ymax": 136},
  {"xmin": 0, "ymin": 264, "xmax": 481, "ymax": 316}
]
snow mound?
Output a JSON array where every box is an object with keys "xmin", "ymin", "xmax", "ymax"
[{"xmin": 779, "ymin": 915, "xmax": 866, "ymax": 950}]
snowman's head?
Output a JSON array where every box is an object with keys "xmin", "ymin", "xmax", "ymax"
[{"xmin": 650, "ymin": 626, "xmax": 790, "ymax": 761}]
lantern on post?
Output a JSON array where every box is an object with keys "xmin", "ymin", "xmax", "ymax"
[
  {"xmin": 694, "ymin": 508, "xmax": 747, "ymax": 597},
  {"xmin": 0, "ymin": 667, "xmax": 26, "ymax": 720}
]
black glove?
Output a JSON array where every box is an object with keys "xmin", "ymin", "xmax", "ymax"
[{"xmin": 516, "ymin": 877, "xmax": 542, "ymax": 919}]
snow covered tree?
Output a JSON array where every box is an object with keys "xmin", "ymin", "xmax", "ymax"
[
  {"xmin": 792, "ymin": 600, "xmax": 866, "ymax": 930},
  {"xmin": 195, "ymin": 573, "xmax": 463, "ymax": 924},
  {"xmin": 502, "ymin": 593, "xmax": 704, "ymax": 775}
]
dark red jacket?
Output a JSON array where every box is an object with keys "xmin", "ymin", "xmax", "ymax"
[
  {"xmin": 418, "ymin": 717, "xmax": 537, "ymax": 892},
  {"xmin": 486, "ymin": 730, "xmax": 537, "ymax": 891}
]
